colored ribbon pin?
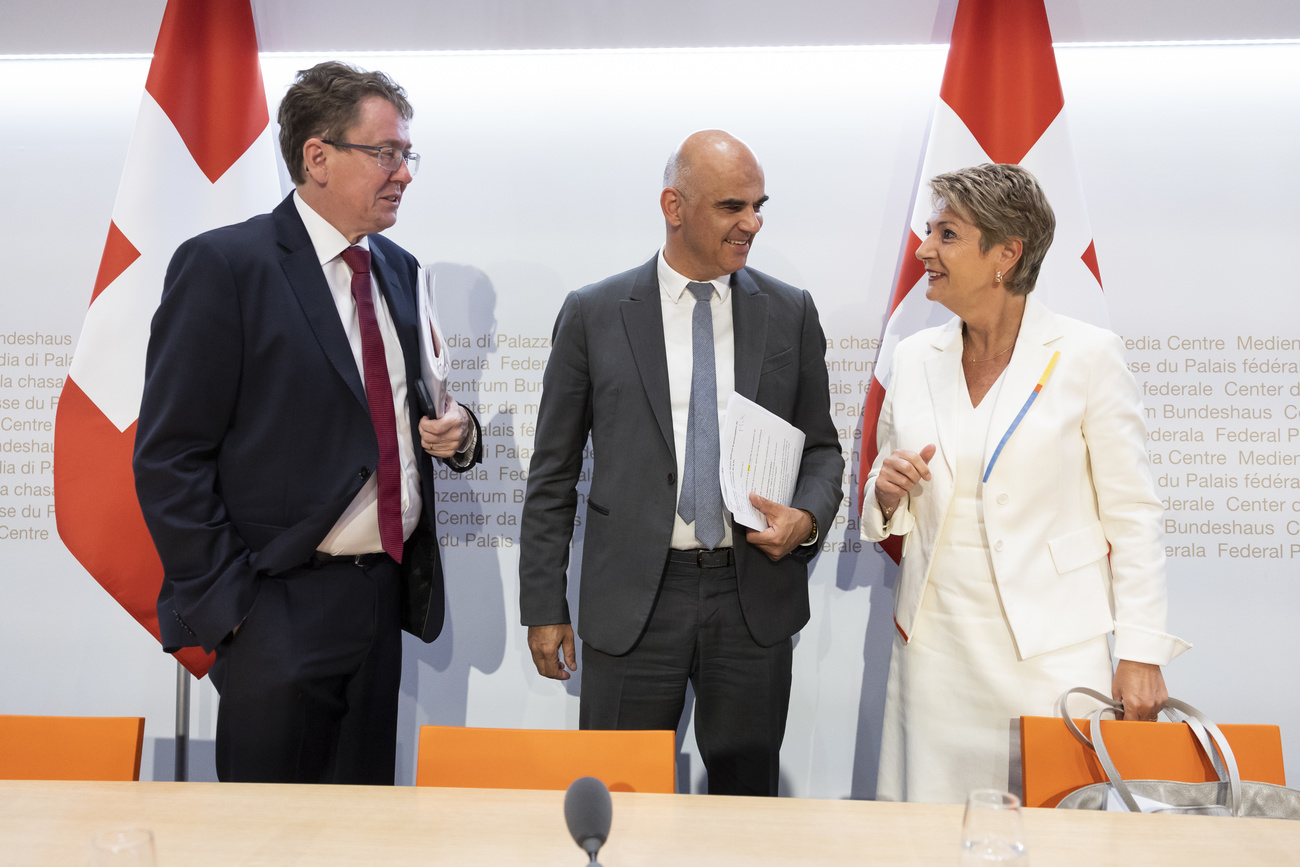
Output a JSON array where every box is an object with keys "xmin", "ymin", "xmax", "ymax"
[{"xmin": 983, "ymin": 351, "xmax": 1061, "ymax": 483}]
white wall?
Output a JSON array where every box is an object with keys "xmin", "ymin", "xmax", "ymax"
[{"xmin": 1, "ymin": 39, "xmax": 1298, "ymax": 793}]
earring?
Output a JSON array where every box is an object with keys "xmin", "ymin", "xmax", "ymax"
[{"xmin": 995, "ymin": 270, "xmax": 1003, "ymax": 283}]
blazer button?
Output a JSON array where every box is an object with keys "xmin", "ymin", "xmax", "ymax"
[
  {"xmin": 996, "ymin": 493, "xmax": 1009, "ymax": 505},
  {"xmin": 994, "ymin": 540, "xmax": 1004, "ymax": 552},
  {"xmin": 359, "ymin": 467, "xmax": 371, "ymax": 480},
  {"xmin": 667, "ymin": 472, "xmax": 676, "ymax": 486}
]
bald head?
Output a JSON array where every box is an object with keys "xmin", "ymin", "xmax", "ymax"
[
  {"xmin": 660, "ymin": 130, "xmax": 768, "ymax": 281},
  {"xmin": 663, "ymin": 130, "xmax": 761, "ymax": 197}
]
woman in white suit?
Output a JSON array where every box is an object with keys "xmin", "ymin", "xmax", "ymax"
[{"xmin": 863, "ymin": 164, "xmax": 1189, "ymax": 803}]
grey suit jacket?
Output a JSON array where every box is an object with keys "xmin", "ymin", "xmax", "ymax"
[{"xmin": 519, "ymin": 255, "xmax": 844, "ymax": 654}]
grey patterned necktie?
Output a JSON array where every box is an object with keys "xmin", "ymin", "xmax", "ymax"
[{"xmin": 677, "ymin": 281, "xmax": 724, "ymax": 550}]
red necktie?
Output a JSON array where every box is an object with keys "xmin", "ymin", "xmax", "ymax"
[{"xmin": 340, "ymin": 245, "xmax": 403, "ymax": 563}]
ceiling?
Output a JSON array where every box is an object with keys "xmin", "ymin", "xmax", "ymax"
[{"xmin": 5, "ymin": 0, "xmax": 1299, "ymax": 56}]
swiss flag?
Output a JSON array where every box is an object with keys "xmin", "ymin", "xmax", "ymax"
[
  {"xmin": 857, "ymin": 0, "xmax": 1108, "ymax": 562},
  {"xmin": 53, "ymin": 0, "xmax": 280, "ymax": 677}
]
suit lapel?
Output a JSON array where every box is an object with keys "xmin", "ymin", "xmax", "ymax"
[
  {"xmin": 924, "ymin": 319, "xmax": 963, "ymax": 477},
  {"xmin": 984, "ymin": 296, "xmax": 1063, "ymax": 474},
  {"xmin": 620, "ymin": 257, "xmax": 675, "ymax": 455},
  {"xmin": 370, "ymin": 241, "xmax": 418, "ymax": 375},
  {"xmin": 275, "ymin": 197, "xmax": 368, "ymax": 411},
  {"xmin": 731, "ymin": 269, "xmax": 768, "ymax": 401}
]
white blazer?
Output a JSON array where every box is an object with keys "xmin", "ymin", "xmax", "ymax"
[{"xmin": 863, "ymin": 297, "xmax": 1189, "ymax": 664}]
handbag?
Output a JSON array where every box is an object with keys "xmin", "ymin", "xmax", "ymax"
[{"xmin": 1053, "ymin": 687, "xmax": 1300, "ymax": 819}]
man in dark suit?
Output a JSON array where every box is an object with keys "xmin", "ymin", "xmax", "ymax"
[
  {"xmin": 519, "ymin": 130, "xmax": 843, "ymax": 796},
  {"xmin": 134, "ymin": 61, "xmax": 481, "ymax": 785}
]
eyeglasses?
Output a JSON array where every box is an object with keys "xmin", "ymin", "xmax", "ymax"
[{"xmin": 321, "ymin": 140, "xmax": 420, "ymax": 176}]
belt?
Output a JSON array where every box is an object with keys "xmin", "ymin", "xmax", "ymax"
[
  {"xmin": 667, "ymin": 547, "xmax": 734, "ymax": 568},
  {"xmin": 309, "ymin": 551, "xmax": 388, "ymax": 569}
]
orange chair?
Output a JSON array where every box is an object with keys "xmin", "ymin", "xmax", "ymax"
[
  {"xmin": 1020, "ymin": 715, "xmax": 1285, "ymax": 808},
  {"xmin": 416, "ymin": 726, "xmax": 676, "ymax": 793},
  {"xmin": 0, "ymin": 715, "xmax": 146, "ymax": 782}
]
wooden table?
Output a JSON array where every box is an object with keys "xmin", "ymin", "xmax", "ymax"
[{"xmin": 2, "ymin": 780, "xmax": 1297, "ymax": 865}]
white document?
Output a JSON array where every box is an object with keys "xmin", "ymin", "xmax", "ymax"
[
  {"xmin": 1104, "ymin": 786, "xmax": 1175, "ymax": 813},
  {"xmin": 720, "ymin": 392, "xmax": 805, "ymax": 531},
  {"xmin": 416, "ymin": 266, "xmax": 449, "ymax": 418}
]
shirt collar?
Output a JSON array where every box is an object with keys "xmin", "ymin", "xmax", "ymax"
[
  {"xmin": 293, "ymin": 190, "xmax": 370, "ymax": 266},
  {"xmin": 656, "ymin": 247, "xmax": 732, "ymax": 305}
]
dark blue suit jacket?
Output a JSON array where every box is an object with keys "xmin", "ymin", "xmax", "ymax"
[{"xmin": 134, "ymin": 194, "xmax": 481, "ymax": 653}]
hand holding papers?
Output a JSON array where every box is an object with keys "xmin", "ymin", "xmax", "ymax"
[
  {"xmin": 416, "ymin": 266, "xmax": 449, "ymax": 418},
  {"xmin": 720, "ymin": 393, "xmax": 805, "ymax": 531}
]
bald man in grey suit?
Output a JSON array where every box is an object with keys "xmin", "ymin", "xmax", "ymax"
[{"xmin": 519, "ymin": 131, "xmax": 843, "ymax": 796}]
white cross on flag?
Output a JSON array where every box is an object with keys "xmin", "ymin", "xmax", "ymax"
[
  {"xmin": 857, "ymin": 0, "xmax": 1108, "ymax": 562},
  {"xmin": 53, "ymin": 0, "xmax": 280, "ymax": 677}
]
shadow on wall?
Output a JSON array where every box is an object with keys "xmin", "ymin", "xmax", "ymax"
[
  {"xmin": 397, "ymin": 263, "xmax": 511, "ymax": 782},
  {"xmin": 835, "ymin": 424, "xmax": 898, "ymax": 800},
  {"xmin": 151, "ymin": 738, "xmax": 218, "ymax": 782}
]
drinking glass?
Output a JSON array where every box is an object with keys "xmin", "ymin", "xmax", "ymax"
[
  {"xmin": 90, "ymin": 828, "xmax": 157, "ymax": 867},
  {"xmin": 959, "ymin": 789, "xmax": 1027, "ymax": 864}
]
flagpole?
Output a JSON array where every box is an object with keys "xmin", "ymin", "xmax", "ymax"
[{"xmin": 175, "ymin": 660, "xmax": 190, "ymax": 781}]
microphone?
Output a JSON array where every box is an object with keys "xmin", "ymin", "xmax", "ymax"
[{"xmin": 564, "ymin": 776, "xmax": 612, "ymax": 865}]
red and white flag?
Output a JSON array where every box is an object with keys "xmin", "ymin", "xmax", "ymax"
[
  {"xmin": 53, "ymin": 0, "xmax": 279, "ymax": 677},
  {"xmin": 857, "ymin": 0, "xmax": 1107, "ymax": 561}
]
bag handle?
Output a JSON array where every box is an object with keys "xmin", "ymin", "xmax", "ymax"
[
  {"xmin": 1059, "ymin": 689, "xmax": 1224, "ymax": 781},
  {"xmin": 1059, "ymin": 688, "xmax": 1225, "ymax": 778},
  {"xmin": 1162, "ymin": 698, "xmax": 1243, "ymax": 816},
  {"xmin": 1060, "ymin": 686, "xmax": 1117, "ymax": 749},
  {"xmin": 1163, "ymin": 704, "xmax": 1229, "ymax": 781},
  {"xmin": 1057, "ymin": 688, "xmax": 1243, "ymax": 816}
]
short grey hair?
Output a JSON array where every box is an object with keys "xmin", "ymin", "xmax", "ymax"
[
  {"xmin": 928, "ymin": 163, "xmax": 1055, "ymax": 296},
  {"xmin": 663, "ymin": 147, "xmax": 692, "ymax": 193}
]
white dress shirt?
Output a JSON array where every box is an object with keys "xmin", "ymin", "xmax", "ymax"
[
  {"xmin": 293, "ymin": 192, "xmax": 423, "ymax": 555},
  {"xmin": 658, "ymin": 250, "xmax": 737, "ymax": 550}
]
